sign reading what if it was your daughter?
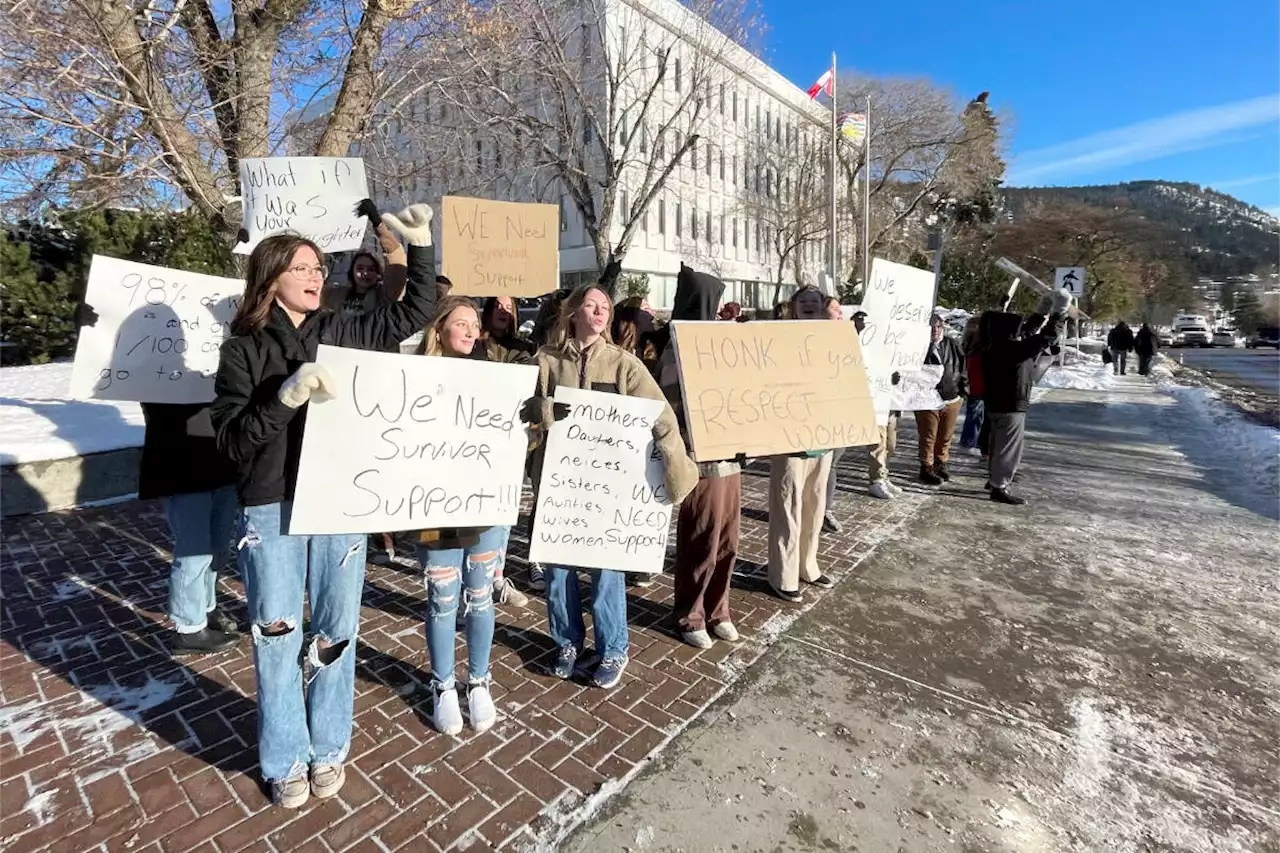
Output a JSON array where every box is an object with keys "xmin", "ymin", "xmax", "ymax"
[
  {"xmin": 529, "ymin": 387, "xmax": 672, "ymax": 574},
  {"xmin": 235, "ymin": 157, "xmax": 371, "ymax": 255}
]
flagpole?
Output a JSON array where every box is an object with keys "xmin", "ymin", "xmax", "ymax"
[
  {"xmin": 829, "ymin": 52, "xmax": 838, "ymax": 284},
  {"xmin": 861, "ymin": 94, "xmax": 871, "ymax": 289}
]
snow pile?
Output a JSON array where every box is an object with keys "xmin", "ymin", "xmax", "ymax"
[
  {"xmin": 1157, "ymin": 377, "xmax": 1280, "ymax": 494},
  {"xmin": 0, "ymin": 362, "xmax": 144, "ymax": 464},
  {"xmin": 1037, "ymin": 362, "xmax": 1115, "ymax": 392}
]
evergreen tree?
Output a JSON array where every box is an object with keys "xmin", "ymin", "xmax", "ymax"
[{"xmin": 0, "ymin": 239, "xmax": 76, "ymax": 365}]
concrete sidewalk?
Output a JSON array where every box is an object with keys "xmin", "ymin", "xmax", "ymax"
[{"xmin": 566, "ymin": 376, "xmax": 1280, "ymax": 853}]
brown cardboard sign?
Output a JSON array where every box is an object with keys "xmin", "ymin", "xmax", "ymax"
[{"xmin": 440, "ymin": 196, "xmax": 560, "ymax": 296}]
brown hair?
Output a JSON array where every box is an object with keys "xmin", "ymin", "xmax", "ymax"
[
  {"xmin": 346, "ymin": 251, "xmax": 382, "ymax": 288},
  {"xmin": 231, "ymin": 234, "xmax": 324, "ymax": 335},
  {"xmin": 418, "ymin": 295, "xmax": 480, "ymax": 357},
  {"xmin": 553, "ymin": 285, "xmax": 614, "ymax": 350},
  {"xmin": 480, "ymin": 295, "xmax": 515, "ymax": 340}
]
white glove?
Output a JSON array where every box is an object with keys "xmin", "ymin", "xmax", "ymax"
[
  {"xmin": 1049, "ymin": 288, "xmax": 1072, "ymax": 315},
  {"xmin": 278, "ymin": 363, "xmax": 337, "ymax": 409},
  {"xmin": 381, "ymin": 204, "xmax": 434, "ymax": 247}
]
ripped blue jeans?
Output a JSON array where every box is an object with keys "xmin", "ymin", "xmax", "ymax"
[
  {"xmin": 416, "ymin": 525, "xmax": 502, "ymax": 688},
  {"xmin": 238, "ymin": 502, "xmax": 366, "ymax": 782}
]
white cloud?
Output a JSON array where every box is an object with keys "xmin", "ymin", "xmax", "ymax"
[
  {"xmin": 1208, "ymin": 173, "xmax": 1279, "ymax": 190},
  {"xmin": 1006, "ymin": 94, "xmax": 1280, "ymax": 185}
]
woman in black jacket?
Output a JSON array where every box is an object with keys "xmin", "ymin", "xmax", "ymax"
[{"xmin": 210, "ymin": 203, "xmax": 436, "ymax": 810}]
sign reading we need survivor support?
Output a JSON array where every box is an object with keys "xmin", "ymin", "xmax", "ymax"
[
  {"xmin": 68, "ymin": 256, "xmax": 244, "ymax": 404},
  {"xmin": 529, "ymin": 387, "xmax": 672, "ymax": 574},
  {"xmin": 236, "ymin": 157, "xmax": 370, "ymax": 254},
  {"xmin": 858, "ymin": 258, "xmax": 936, "ymax": 422},
  {"xmin": 671, "ymin": 320, "xmax": 878, "ymax": 461},
  {"xmin": 288, "ymin": 345, "xmax": 537, "ymax": 535},
  {"xmin": 440, "ymin": 196, "xmax": 559, "ymax": 297}
]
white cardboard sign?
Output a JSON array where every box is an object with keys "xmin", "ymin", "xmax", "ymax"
[
  {"xmin": 236, "ymin": 157, "xmax": 370, "ymax": 255},
  {"xmin": 858, "ymin": 258, "xmax": 935, "ymax": 422},
  {"xmin": 529, "ymin": 387, "xmax": 672, "ymax": 574},
  {"xmin": 894, "ymin": 365, "xmax": 945, "ymax": 412},
  {"xmin": 288, "ymin": 345, "xmax": 538, "ymax": 535},
  {"xmin": 68, "ymin": 255, "xmax": 244, "ymax": 404}
]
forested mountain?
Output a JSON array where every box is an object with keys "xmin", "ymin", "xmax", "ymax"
[{"xmin": 1002, "ymin": 181, "xmax": 1279, "ymax": 278}]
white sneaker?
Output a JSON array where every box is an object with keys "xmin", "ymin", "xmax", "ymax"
[
  {"xmin": 681, "ymin": 629, "xmax": 713, "ymax": 649},
  {"xmin": 494, "ymin": 579, "xmax": 529, "ymax": 608},
  {"xmin": 868, "ymin": 481, "xmax": 894, "ymax": 500},
  {"xmin": 711, "ymin": 622, "xmax": 740, "ymax": 642},
  {"xmin": 467, "ymin": 681, "xmax": 496, "ymax": 733},
  {"xmin": 433, "ymin": 684, "xmax": 463, "ymax": 736},
  {"xmin": 964, "ymin": 445, "xmax": 983, "ymax": 458},
  {"xmin": 886, "ymin": 480, "xmax": 903, "ymax": 496}
]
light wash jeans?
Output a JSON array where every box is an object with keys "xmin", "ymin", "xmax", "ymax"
[
  {"xmin": 416, "ymin": 526, "xmax": 503, "ymax": 687},
  {"xmin": 959, "ymin": 398, "xmax": 985, "ymax": 449},
  {"xmin": 163, "ymin": 485, "xmax": 238, "ymax": 633},
  {"xmin": 546, "ymin": 567, "xmax": 628, "ymax": 661},
  {"xmin": 238, "ymin": 502, "xmax": 366, "ymax": 782}
]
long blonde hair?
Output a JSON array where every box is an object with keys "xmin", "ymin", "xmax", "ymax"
[
  {"xmin": 551, "ymin": 286, "xmax": 614, "ymax": 350},
  {"xmin": 417, "ymin": 295, "xmax": 480, "ymax": 356}
]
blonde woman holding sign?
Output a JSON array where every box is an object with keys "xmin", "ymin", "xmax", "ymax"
[
  {"xmin": 522, "ymin": 286, "xmax": 699, "ymax": 689},
  {"xmin": 211, "ymin": 202, "xmax": 437, "ymax": 809},
  {"xmin": 766, "ymin": 286, "xmax": 836, "ymax": 603}
]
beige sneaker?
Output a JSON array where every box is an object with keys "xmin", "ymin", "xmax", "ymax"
[
  {"xmin": 310, "ymin": 763, "xmax": 345, "ymax": 800},
  {"xmin": 711, "ymin": 622, "xmax": 740, "ymax": 643},
  {"xmin": 272, "ymin": 775, "xmax": 310, "ymax": 809}
]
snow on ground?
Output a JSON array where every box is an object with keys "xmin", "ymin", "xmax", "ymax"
[
  {"xmin": 0, "ymin": 362, "xmax": 144, "ymax": 465},
  {"xmin": 1037, "ymin": 361, "xmax": 1116, "ymax": 393}
]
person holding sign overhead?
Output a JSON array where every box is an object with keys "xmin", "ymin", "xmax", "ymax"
[
  {"xmin": 658, "ymin": 265, "xmax": 744, "ymax": 648},
  {"xmin": 767, "ymin": 286, "xmax": 836, "ymax": 603},
  {"xmin": 522, "ymin": 285, "xmax": 699, "ymax": 689},
  {"xmin": 210, "ymin": 202, "xmax": 438, "ymax": 809}
]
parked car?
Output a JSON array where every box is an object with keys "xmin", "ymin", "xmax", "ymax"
[
  {"xmin": 1212, "ymin": 329, "xmax": 1242, "ymax": 348},
  {"xmin": 1246, "ymin": 327, "xmax": 1280, "ymax": 349},
  {"xmin": 1180, "ymin": 325, "xmax": 1212, "ymax": 348},
  {"xmin": 1157, "ymin": 329, "xmax": 1174, "ymax": 347}
]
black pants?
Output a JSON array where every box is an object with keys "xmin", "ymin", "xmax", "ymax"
[
  {"xmin": 1138, "ymin": 354, "xmax": 1153, "ymax": 375},
  {"xmin": 1113, "ymin": 350, "xmax": 1128, "ymax": 374}
]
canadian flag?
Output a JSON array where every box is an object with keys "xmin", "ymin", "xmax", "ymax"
[{"xmin": 807, "ymin": 68, "xmax": 833, "ymax": 99}]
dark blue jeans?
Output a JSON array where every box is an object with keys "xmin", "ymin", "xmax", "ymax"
[
  {"xmin": 546, "ymin": 568, "xmax": 628, "ymax": 660},
  {"xmin": 959, "ymin": 398, "xmax": 985, "ymax": 449}
]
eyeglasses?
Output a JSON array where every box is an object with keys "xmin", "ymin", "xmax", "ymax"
[{"xmin": 287, "ymin": 264, "xmax": 329, "ymax": 279}]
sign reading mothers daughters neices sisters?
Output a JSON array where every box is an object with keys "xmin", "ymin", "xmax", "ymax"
[
  {"xmin": 858, "ymin": 258, "xmax": 936, "ymax": 423},
  {"xmin": 68, "ymin": 256, "xmax": 244, "ymax": 404},
  {"xmin": 529, "ymin": 387, "xmax": 672, "ymax": 574},
  {"xmin": 236, "ymin": 157, "xmax": 370, "ymax": 254},
  {"xmin": 288, "ymin": 345, "xmax": 537, "ymax": 535}
]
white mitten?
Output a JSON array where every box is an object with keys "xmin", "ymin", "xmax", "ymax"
[
  {"xmin": 1049, "ymin": 288, "xmax": 1072, "ymax": 315},
  {"xmin": 381, "ymin": 204, "xmax": 435, "ymax": 247},
  {"xmin": 278, "ymin": 363, "xmax": 337, "ymax": 409}
]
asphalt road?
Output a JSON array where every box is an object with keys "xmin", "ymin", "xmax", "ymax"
[{"xmin": 1171, "ymin": 346, "xmax": 1280, "ymax": 394}]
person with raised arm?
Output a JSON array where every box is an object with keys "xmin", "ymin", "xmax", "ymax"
[{"xmin": 210, "ymin": 202, "xmax": 437, "ymax": 809}]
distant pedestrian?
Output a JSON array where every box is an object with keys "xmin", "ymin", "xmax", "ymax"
[
  {"xmin": 958, "ymin": 317, "xmax": 985, "ymax": 457},
  {"xmin": 1135, "ymin": 323, "xmax": 1159, "ymax": 376},
  {"xmin": 1107, "ymin": 321, "xmax": 1135, "ymax": 375},
  {"xmin": 979, "ymin": 289, "xmax": 1070, "ymax": 506},
  {"xmin": 914, "ymin": 314, "xmax": 967, "ymax": 485}
]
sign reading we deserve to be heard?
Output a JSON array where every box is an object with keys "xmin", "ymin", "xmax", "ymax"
[
  {"xmin": 440, "ymin": 196, "xmax": 559, "ymax": 297},
  {"xmin": 858, "ymin": 258, "xmax": 936, "ymax": 422},
  {"xmin": 288, "ymin": 345, "xmax": 537, "ymax": 535},
  {"xmin": 68, "ymin": 256, "xmax": 244, "ymax": 404},
  {"xmin": 236, "ymin": 157, "xmax": 370, "ymax": 255},
  {"xmin": 671, "ymin": 320, "xmax": 879, "ymax": 461},
  {"xmin": 529, "ymin": 387, "xmax": 671, "ymax": 574}
]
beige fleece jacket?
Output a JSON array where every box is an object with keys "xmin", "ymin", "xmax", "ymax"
[{"xmin": 531, "ymin": 338, "xmax": 699, "ymax": 505}]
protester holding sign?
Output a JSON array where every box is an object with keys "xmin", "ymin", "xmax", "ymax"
[
  {"xmin": 914, "ymin": 314, "xmax": 968, "ymax": 485},
  {"xmin": 767, "ymin": 286, "xmax": 836, "ymax": 603},
  {"xmin": 210, "ymin": 202, "xmax": 438, "ymax": 809},
  {"xmin": 409, "ymin": 295, "xmax": 508, "ymax": 736},
  {"xmin": 659, "ymin": 265, "xmax": 743, "ymax": 649},
  {"xmin": 523, "ymin": 285, "xmax": 698, "ymax": 689}
]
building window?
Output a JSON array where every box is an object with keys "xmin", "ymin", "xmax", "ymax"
[
  {"xmin": 674, "ymin": 57, "xmax": 681, "ymax": 91},
  {"xmin": 719, "ymin": 83, "xmax": 725, "ymax": 114},
  {"xmin": 559, "ymin": 198, "xmax": 568, "ymax": 232},
  {"xmin": 659, "ymin": 200, "xmax": 666, "ymax": 234},
  {"xmin": 733, "ymin": 91, "xmax": 739, "ymax": 121},
  {"xmin": 719, "ymin": 150, "xmax": 725, "ymax": 181},
  {"xmin": 732, "ymin": 154, "xmax": 738, "ymax": 184},
  {"xmin": 743, "ymin": 157, "xmax": 749, "ymax": 189},
  {"xmin": 640, "ymin": 124, "xmax": 649, "ymax": 153},
  {"xmin": 766, "ymin": 110, "xmax": 771, "ymax": 140},
  {"xmin": 619, "ymin": 112, "xmax": 627, "ymax": 147},
  {"xmin": 732, "ymin": 217, "xmax": 738, "ymax": 247},
  {"xmin": 675, "ymin": 202, "xmax": 682, "ymax": 236},
  {"xmin": 584, "ymin": 123, "xmax": 592, "ymax": 145},
  {"xmin": 755, "ymin": 102, "xmax": 760, "ymax": 132},
  {"xmin": 656, "ymin": 130, "xmax": 664, "ymax": 159},
  {"xmin": 719, "ymin": 214, "xmax": 725, "ymax": 244},
  {"xmin": 755, "ymin": 222, "xmax": 760, "ymax": 251},
  {"xmin": 692, "ymin": 207, "xmax": 698, "ymax": 240},
  {"xmin": 621, "ymin": 190, "xmax": 629, "ymax": 219},
  {"xmin": 706, "ymin": 210, "xmax": 712, "ymax": 242},
  {"xmin": 706, "ymin": 143, "xmax": 712, "ymax": 175},
  {"xmin": 620, "ymin": 25, "xmax": 627, "ymax": 53},
  {"xmin": 754, "ymin": 164, "xmax": 761, "ymax": 194}
]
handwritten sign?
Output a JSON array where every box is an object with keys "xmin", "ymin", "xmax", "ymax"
[
  {"xmin": 528, "ymin": 387, "xmax": 671, "ymax": 574},
  {"xmin": 236, "ymin": 157, "xmax": 370, "ymax": 255},
  {"xmin": 288, "ymin": 345, "xmax": 537, "ymax": 535},
  {"xmin": 68, "ymin": 256, "xmax": 243, "ymax": 404},
  {"xmin": 670, "ymin": 320, "xmax": 878, "ymax": 461},
  {"xmin": 858, "ymin": 258, "xmax": 935, "ymax": 423},
  {"xmin": 440, "ymin": 196, "xmax": 559, "ymax": 296},
  {"xmin": 895, "ymin": 365, "xmax": 944, "ymax": 411}
]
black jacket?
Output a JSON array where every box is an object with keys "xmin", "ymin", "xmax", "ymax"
[
  {"xmin": 1107, "ymin": 323, "xmax": 1135, "ymax": 351},
  {"xmin": 138, "ymin": 403, "xmax": 238, "ymax": 500},
  {"xmin": 211, "ymin": 245, "xmax": 438, "ymax": 507},
  {"xmin": 923, "ymin": 336, "xmax": 967, "ymax": 402},
  {"xmin": 1135, "ymin": 326, "xmax": 1159, "ymax": 356},
  {"xmin": 980, "ymin": 311, "xmax": 1065, "ymax": 414}
]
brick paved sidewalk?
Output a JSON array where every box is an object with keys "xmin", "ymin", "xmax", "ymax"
[{"xmin": 0, "ymin": 455, "xmax": 927, "ymax": 853}]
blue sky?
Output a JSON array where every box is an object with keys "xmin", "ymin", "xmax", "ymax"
[{"xmin": 763, "ymin": 0, "xmax": 1280, "ymax": 214}]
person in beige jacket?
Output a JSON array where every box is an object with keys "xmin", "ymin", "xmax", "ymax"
[{"xmin": 525, "ymin": 285, "xmax": 698, "ymax": 690}]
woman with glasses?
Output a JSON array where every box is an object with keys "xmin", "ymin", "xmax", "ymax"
[{"xmin": 211, "ymin": 204, "xmax": 438, "ymax": 809}]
